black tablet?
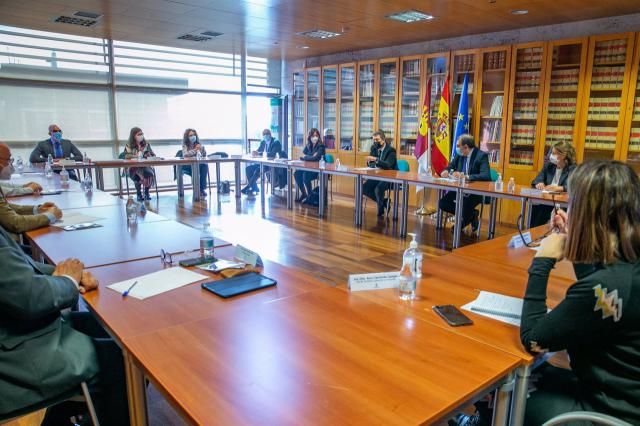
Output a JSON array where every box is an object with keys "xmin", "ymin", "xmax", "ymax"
[{"xmin": 201, "ymin": 272, "xmax": 276, "ymax": 298}]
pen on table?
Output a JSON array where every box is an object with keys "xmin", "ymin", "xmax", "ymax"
[{"xmin": 122, "ymin": 281, "xmax": 138, "ymax": 298}]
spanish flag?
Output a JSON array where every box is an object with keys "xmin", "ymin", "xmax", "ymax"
[{"xmin": 431, "ymin": 78, "xmax": 450, "ymax": 175}]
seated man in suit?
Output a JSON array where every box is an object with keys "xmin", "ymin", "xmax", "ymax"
[
  {"xmin": 0, "ymin": 226, "xmax": 129, "ymax": 425},
  {"xmin": 29, "ymin": 124, "xmax": 83, "ymax": 181},
  {"xmin": 439, "ymin": 134, "xmax": 491, "ymax": 232},
  {"xmin": 0, "ymin": 143, "xmax": 62, "ymax": 236},
  {"xmin": 363, "ymin": 129, "xmax": 398, "ymax": 217},
  {"xmin": 241, "ymin": 129, "xmax": 282, "ymax": 195}
]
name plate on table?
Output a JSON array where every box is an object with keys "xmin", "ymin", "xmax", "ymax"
[
  {"xmin": 58, "ymin": 159, "xmax": 77, "ymax": 166},
  {"xmin": 234, "ymin": 244, "xmax": 262, "ymax": 266},
  {"xmin": 348, "ymin": 271, "xmax": 399, "ymax": 292},
  {"xmin": 508, "ymin": 231, "xmax": 531, "ymax": 248}
]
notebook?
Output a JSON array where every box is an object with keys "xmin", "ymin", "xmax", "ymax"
[
  {"xmin": 201, "ymin": 272, "xmax": 276, "ymax": 298},
  {"xmin": 461, "ymin": 291, "xmax": 523, "ymax": 326}
]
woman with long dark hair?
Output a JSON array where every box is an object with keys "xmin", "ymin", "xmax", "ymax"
[{"xmin": 124, "ymin": 127, "xmax": 155, "ymax": 201}]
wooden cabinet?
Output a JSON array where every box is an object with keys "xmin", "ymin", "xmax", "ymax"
[
  {"xmin": 476, "ymin": 46, "xmax": 511, "ymax": 171},
  {"xmin": 622, "ymin": 33, "xmax": 640, "ymax": 173},
  {"xmin": 377, "ymin": 58, "xmax": 399, "ymax": 150},
  {"xmin": 305, "ymin": 67, "xmax": 321, "ymax": 134},
  {"xmin": 578, "ymin": 33, "xmax": 635, "ymax": 162},
  {"xmin": 398, "ymin": 56, "xmax": 423, "ymax": 158},
  {"xmin": 450, "ymin": 50, "xmax": 479, "ymax": 145},
  {"xmin": 338, "ymin": 64, "xmax": 356, "ymax": 153},
  {"xmin": 292, "ymin": 72, "xmax": 305, "ymax": 155},
  {"xmin": 356, "ymin": 61, "xmax": 377, "ymax": 161},
  {"xmin": 321, "ymin": 65, "xmax": 337, "ymax": 151}
]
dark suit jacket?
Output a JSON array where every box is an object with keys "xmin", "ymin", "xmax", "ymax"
[
  {"xmin": 257, "ymin": 139, "xmax": 282, "ymax": 158},
  {"xmin": 446, "ymin": 148, "xmax": 491, "ymax": 181},
  {"xmin": 370, "ymin": 143, "xmax": 398, "ymax": 170},
  {"xmin": 30, "ymin": 138, "xmax": 83, "ymax": 163},
  {"xmin": 0, "ymin": 226, "xmax": 98, "ymax": 416},
  {"xmin": 300, "ymin": 142, "xmax": 326, "ymax": 162},
  {"xmin": 531, "ymin": 162, "xmax": 576, "ymax": 192}
]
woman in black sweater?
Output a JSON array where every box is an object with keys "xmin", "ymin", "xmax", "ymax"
[
  {"xmin": 294, "ymin": 128, "xmax": 325, "ymax": 204},
  {"xmin": 529, "ymin": 140, "xmax": 577, "ymax": 227},
  {"xmin": 521, "ymin": 160, "xmax": 640, "ymax": 425}
]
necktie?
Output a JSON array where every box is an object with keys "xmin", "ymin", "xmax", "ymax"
[{"xmin": 54, "ymin": 141, "xmax": 63, "ymax": 158}]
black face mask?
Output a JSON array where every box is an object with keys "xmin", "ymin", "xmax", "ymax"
[{"xmin": 373, "ymin": 141, "xmax": 382, "ymax": 149}]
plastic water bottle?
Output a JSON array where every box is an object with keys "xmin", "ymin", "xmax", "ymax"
[
  {"xmin": 125, "ymin": 196, "xmax": 138, "ymax": 224},
  {"xmin": 82, "ymin": 172, "xmax": 93, "ymax": 192},
  {"xmin": 47, "ymin": 154, "xmax": 53, "ymax": 165},
  {"xmin": 262, "ymin": 150, "xmax": 267, "ymax": 159},
  {"xmin": 494, "ymin": 173, "xmax": 504, "ymax": 192},
  {"xmin": 196, "ymin": 150, "xmax": 202, "ymax": 160},
  {"xmin": 319, "ymin": 157, "xmax": 326, "ymax": 169},
  {"xmin": 335, "ymin": 158, "xmax": 341, "ymax": 169},
  {"xmin": 398, "ymin": 233, "xmax": 422, "ymax": 300},
  {"xmin": 60, "ymin": 166, "xmax": 69, "ymax": 186},
  {"xmin": 15, "ymin": 156, "xmax": 23, "ymax": 174},
  {"xmin": 507, "ymin": 177, "xmax": 516, "ymax": 194},
  {"xmin": 200, "ymin": 223, "xmax": 214, "ymax": 258},
  {"xmin": 83, "ymin": 151, "xmax": 89, "ymax": 163},
  {"xmin": 44, "ymin": 161, "xmax": 53, "ymax": 178}
]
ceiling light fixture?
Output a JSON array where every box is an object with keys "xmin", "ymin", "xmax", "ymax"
[
  {"xmin": 296, "ymin": 30, "xmax": 341, "ymax": 39},
  {"xmin": 386, "ymin": 10, "xmax": 435, "ymax": 23},
  {"xmin": 510, "ymin": 9, "xmax": 529, "ymax": 15}
]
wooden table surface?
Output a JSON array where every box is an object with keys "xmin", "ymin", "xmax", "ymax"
[
  {"xmin": 452, "ymin": 226, "xmax": 577, "ymax": 281},
  {"xmin": 84, "ymin": 245, "xmax": 328, "ymax": 341},
  {"xmin": 123, "ymin": 285, "xmax": 521, "ymax": 426},
  {"xmin": 9, "ymin": 189, "xmax": 123, "ymax": 209},
  {"xmin": 26, "ymin": 219, "xmax": 229, "ymax": 268}
]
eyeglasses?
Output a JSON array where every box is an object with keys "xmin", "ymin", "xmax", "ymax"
[
  {"xmin": 160, "ymin": 249, "xmax": 173, "ymax": 265},
  {"xmin": 517, "ymin": 194, "xmax": 558, "ymax": 247}
]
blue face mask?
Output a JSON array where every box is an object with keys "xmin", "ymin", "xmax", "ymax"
[
  {"xmin": 264, "ymin": 135, "xmax": 271, "ymax": 142},
  {"xmin": 455, "ymin": 147, "xmax": 463, "ymax": 156},
  {"xmin": 52, "ymin": 132, "xmax": 62, "ymax": 142},
  {"xmin": 188, "ymin": 135, "xmax": 197, "ymax": 144}
]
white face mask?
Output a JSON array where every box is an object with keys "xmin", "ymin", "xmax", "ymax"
[
  {"xmin": 549, "ymin": 153, "xmax": 559, "ymax": 165},
  {"xmin": 188, "ymin": 135, "xmax": 197, "ymax": 144},
  {"xmin": 311, "ymin": 136, "xmax": 319, "ymax": 143},
  {"xmin": 135, "ymin": 134, "xmax": 144, "ymax": 144},
  {"xmin": 0, "ymin": 164, "xmax": 14, "ymax": 180}
]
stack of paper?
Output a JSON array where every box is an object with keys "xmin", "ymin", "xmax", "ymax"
[
  {"xmin": 52, "ymin": 211, "xmax": 104, "ymax": 228},
  {"xmin": 461, "ymin": 291, "xmax": 523, "ymax": 326},
  {"xmin": 107, "ymin": 267, "xmax": 208, "ymax": 300}
]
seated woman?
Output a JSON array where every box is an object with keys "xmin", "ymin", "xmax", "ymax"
[
  {"xmin": 293, "ymin": 128, "xmax": 325, "ymax": 204},
  {"xmin": 520, "ymin": 160, "xmax": 640, "ymax": 425},
  {"xmin": 529, "ymin": 140, "xmax": 576, "ymax": 227},
  {"xmin": 181, "ymin": 128, "xmax": 208, "ymax": 198},
  {"xmin": 124, "ymin": 127, "xmax": 155, "ymax": 201}
]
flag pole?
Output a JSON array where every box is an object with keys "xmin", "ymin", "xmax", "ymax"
[{"xmin": 416, "ymin": 84, "xmax": 435, "ymax": 216}]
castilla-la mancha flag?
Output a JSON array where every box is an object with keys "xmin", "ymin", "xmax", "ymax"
[
  {"xmin": 431, "ymin": 78, "xmax": 450, "ymax": 175},
  {"xmin": 414, "ymin": 77, "xmax": 432, "ymax": 176}
]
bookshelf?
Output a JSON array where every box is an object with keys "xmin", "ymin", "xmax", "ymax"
[
  {"xmin": 622, "ymin": 33, "xmax": 640, "ymax": 173},
  {"xmin": 377, "ymin": 59, "xmax": 399, "ymax": 150},
  {"xmin": 476, "ymin": 47, "xmax": 511, "ymax": 170},
  {"xmin": 292, "ymin": 72, "xmax": 305, "ymax": 150},
  {"xmin": 398, "ymin": 56, "xmax": 422, "ymax": 157},
  {"xmin": 322, "ymin": 65, "xmax": 337, "ymax": 151},
  {"xmin": 338, "ymin": 63, "xmax": 356, "ymax": 153},
  {"xmin": 450, "ymin": 50, "xmax": 479, "ymax": 146},
  {"xmin": 357, "ymin": 61, "xmax": 377, "ymax": 154},
  {"xmin": 578, "ymin": 33, "xmax": 635, "ymax": 162},
  {"xmin": 305, "ymin": 68, "xmax": 321, "ymax": 135},
  {"xmin": 505, "ymin": 43, "xmax": 546, "ymax": 169},
  {"xmin": 538, "ymin": 39, "xmax": 588, "ymax": 164}
]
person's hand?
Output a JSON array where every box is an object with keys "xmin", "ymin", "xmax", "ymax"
[
  {"xmin": 452, "ymin": 171, "xmax": 463, "ymax": 179},
  {"xmin": 544, "ymin": 184, "xmax": 563, "ymax": 192},
  {"xmin": 535, "ymin": 182, "xmax": 545, "ymax": 190},
  {"xmin": 37, "ymin": 202, "xmax": 56, "ymax": 213},
  {"xmin": 535, "ymin": 232, "xmax": 566, "ymax": 260},
  {"xmin": 551, "ymin": 209, "xmax": 569, "ymax": 234},
  {"xmin": 365, "ymin": 155, "xmax": 376, "ymax": 162},
  {"xmin": 440, "ymin": 170, "xmax": 450, "ymax": 178},
  {"xmin": 53, "ymin": 258, "xmax": 84, "ymax": 284},
  {"xmin": 251, "ymin": 150, "xmax": 258, "ymax": 156},
  {"xmin": 23, "ymin": 182, "xmax": 43, "ymax": 192},
  {"xmin": 47, "ymin": 206, "xmax": 63, "ymax": 220},
  {"xmin": 79, "ymin": 270, "xmax": 99, "ymax": 294},
  {"xmin": 299, "ymin": 156, "xmax": 305, "ymax": 161}
]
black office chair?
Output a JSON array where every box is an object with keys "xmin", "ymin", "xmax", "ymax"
[
  {"xmin": 118, "ymin": 151, "xmax": 159, "ymax": 201},
  {"xmin": 542, "ymin": 411, "xmax": 632, "ymax": 426}
]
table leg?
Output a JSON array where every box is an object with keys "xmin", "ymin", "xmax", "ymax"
[
  {"xmin": 287, "ymin": 168, "xmax": 293, "ymax": 210},
  {"xmin": 453, "ymin": 189, "xmax": 463, "ymax": 249},
  {"xmin": 436, "ymin": 189, "xmax": 444, "ymax": 229},
  {"xmin": 260, "ymin": 163, "xmax": 265, "ymax": 208},
  {"xmin": 124, "ymin": 351, "xmax": 148, "ymax": 426},
  {"xmin": 509, "ymin": 364, "xmax": 531, "ymax": 426},
  {"xmin": 355, "ymin": 175, "xmax": 363, "ymax": 227},
  {"xmin": 318, "ymin": 170, "xmax": 325, "ymax": 218},
  {"xmin": 400, "ymin": 180, "xmax": 409, "ymax": 237},
  {"xmin": 488, "ymin": 197, "xmax": 497, "ymax": 240},
  {"xmin": 525, "ymin": 200, "xmax": 532, "ymax": 229},
  {"xmin": 96, "ymin": 167, "xmax": 105, "ymax": 191},
  {"xmin": 192, "ymin": 162, "xmax": 201, "ymax": 202},
  {"xmin": 492, "ymin": 371, "xmax": 515, "ymax": 426},
  {"xmin": 235, "ymin": 160, "xmax": 241, "ymax": 199},
  {"xmin": 177, "ymin": 169, "xmax": 184, "ymax": 198},
  {"xmin": 215, "ymin": 162, "xmax": 221, "ymax": 190},
  {"xmin": 392, "ymin": 182, "xmax": 399, "ymax": 221}
]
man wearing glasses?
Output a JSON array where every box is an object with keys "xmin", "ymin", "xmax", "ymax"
[
  {"xmin": 0, "ymin": 142, "xmax": 62, "ymax": 237},
  {"xmin": 29, "ymin": 124, "xmax": 83, "ymax": 181}
]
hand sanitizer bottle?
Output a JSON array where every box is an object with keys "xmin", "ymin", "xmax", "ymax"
[
  {"xmin": 319, "ymin": 156, "xmax": 326, "ymax": 169},
  {"xmin": 494, "ymin": 173, "xmax": 504, "ymax": 192},
  {"xmin": 398, "ymin": 233, "xmax": 422, "ymax": 300},
  {"xmin": 507, "ymin": 177, "xmax": 516, "ymax": 194},
  {"xmin": 335, "ymin": 158, "xmax": 341, "ymax": 169},
  {"xmin": 60, "ymin": 166, "xmax": 69, "ymax": 186}
]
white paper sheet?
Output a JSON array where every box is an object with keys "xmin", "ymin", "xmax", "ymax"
[
  {"xmin": 461, "ymin": 291, "xmax": 523, "ymax": 326},
  {"xmin": 107, "ymin": 267, "xmax": 208, "ymax": 300},
  {"xmin": 51, "ymin": 211, "xmax": 104, "ymax": 228},
  {"xmin": 352, "ymin": 167, "xmax": 377, "ymax": 171}
]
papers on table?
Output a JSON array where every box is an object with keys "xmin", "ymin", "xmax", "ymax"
[
  {"xmin": 461, "ymin": 291, "xmax": 523, "ymax": 326},
  {"xmin": 352, "ymin": 167, "xmax": 377, "ymax": 171},
  {"xmin": 107, "ymin": 267, "xmax": 208, "ymax": 300},
  {"xmin": 51, "ymin": 211, "xmax": 104, "ymax": 228},
  {"xmin": 197, "ymin": 259, "xmax": 245, "ymax": 272}
]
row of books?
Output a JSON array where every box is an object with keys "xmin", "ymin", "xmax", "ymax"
[
  {"xmin": 340, "ymin": 103, "xmax": 354, "ymax": 115},
  {"xmin": 402, "ymin": 78, "xmax": 420, "ymax": 93},
  {"xmin": 516, "ymin": 47, "xmax": 543, "ymax": 70},
  {"xmin": 513, "ymin": 98, "xmax": 539, "ymax": 119},
  {"xmin": 480, "ymin": 120, "xmax": 502, "ymax": 144},
  {"xmin": 550, "ymin": 69, "xmax": 580, "ymax": 91},
  {"xmin": 509, "ymin": 150, "xmax": 535, "ymax": 166},
  {"xmin": 401, "ymin": 102, "xmax": 420, "ymax": 117},
  {"xmin": 547, "ymin": 98, "xmax": 577, "ymax": 120},
  {"xmin": 545, "ymin": 125, "xmax": 574, "ymax": 144},
  {"xmin": 487, "ymin": 95, "xmax": 504, "ymax": 117},
  {"xmin": 511, "ymin": 124, "xmax": 537, "ymax": 145},
  {"xmin": 587, "ymin": 97, "xmax": 621, "ymax": 121},
  {"xmin": 360, "ymin": 139, "xmax": 374, "ymax": 152},
  {"xmin": 633, "ymin": 98, "xmax": 640, "ymax": 120},
  {"xmin": 453, "ymin": 82, "xmax": 475, "ymax": 94},
  {"xmin": 323, "ymin": 103, "xmax": 336, "ymax": 115},
  {"xmin": 487, "ymin": 149, "xmax": 500, "ymax": 164},
  {"xmin": 294, "ymin": 101, "xmax": 304, "ymax": 117},
  {"xmin": 380, "ymin": 76, "xmax": 397, "ymax": 96},
  {"xmin": 400, "ymin": 130, "xmax": 418, "ymax": 139},
  {"xmin": 593, "ymin": 40, "xmax": 627, "ymax": 64},
  {"xmin": 584, "ymin": 127, "xmax": 617, "ymax": 149},
  {"xmin": 379, "ymin": 101, "xmax": 396, "ymax": 115},
  {"xmin": 307, "ymin": 83, "xmax": 320, "ymax": 98},
  {"xmin": 629, "ymin": 131, "xmax": 640, "ymax": 152},
  {"xmin": 590, "ymin": 66, "xmax": 625, "ymax": 89},
  {"xmin": 403, "ymin": 60, "xmax": 421, "ymax": 77},
  {"xmin": 360, "ymin": 82, "xmax": 375, "ymax": 98},
  {"xmin": 455, "ymin": 54, "xmax": 475, "ymax": 72},
  {"xmin": 515, "ymin": 71, "xmax": 541, "ymax": 91},
  {"xmin": 484, "ymin": 51, "xmax": 507, "ymax": 70}
]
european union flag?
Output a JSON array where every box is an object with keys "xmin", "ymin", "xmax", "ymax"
[{"xmin": 452, "ymin": 73, "xmax": 470, "ymax": 158}]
